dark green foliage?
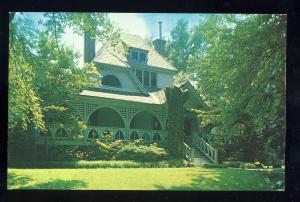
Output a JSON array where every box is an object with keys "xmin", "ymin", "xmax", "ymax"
[
  {"xmin": 115, "ymin": 142, "xmax": 168, "ymax": 162},
  {"xmin": 165, "ymin": 86, "xmax": 189, "ymax": 158},
  {"xmin": 187, "ymin": 14, "xmax": 286, "ymax": 164},
  {"xmin": 202, "ymin": 163, "xmax": 225, "ymax": 168},
  {"xmin": 222, "ymin": 161, "xmax": 243, "ymax": 168},
  {"xmin": 42, "ymin": 138, "xmax": 169, "ymax": 162},
  {"xmin": 8, "ymin": 130, "xmax": 36, "ymax": 163},
  {"xmin": 239, "ymin": 163, "xmax": 257, "ymax": 169},
  {"xmin": 165, "ymin": 18, "xmax": 205, "ymax": 73}
]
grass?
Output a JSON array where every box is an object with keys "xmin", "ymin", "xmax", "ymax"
[{"xmin": 8, "ymin": 167, "xmax": 284, "ymax": 190}]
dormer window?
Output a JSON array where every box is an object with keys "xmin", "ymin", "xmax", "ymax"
[
  {"xmin": 132, "ymin": 51, "xmax": 139, "ymax": 60},
  {"xmin": 139, "ymin": 52, "xmax": 146, "ymax": 61},
  {"xmin": 129, "ymin": 48, "xmax": 148, "ymax": 64}
]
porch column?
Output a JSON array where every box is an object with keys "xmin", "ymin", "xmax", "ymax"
[{"xmin": 125, "ymin": 119, "xmax": 130, "ymax": 140}]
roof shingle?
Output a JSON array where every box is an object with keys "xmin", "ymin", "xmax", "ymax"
[{"xmin": 94, "ymin": 33, "xmax": 177, "ymax": 71}]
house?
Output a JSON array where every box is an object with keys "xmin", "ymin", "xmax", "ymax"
[{"xmin": 35, "ymin": 23, "xmax": 218, "ymax": 164}]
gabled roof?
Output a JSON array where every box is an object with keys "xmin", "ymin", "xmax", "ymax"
[{"xmin": 94, "ymin": 33, "xmax": 177, "ymax": 72}]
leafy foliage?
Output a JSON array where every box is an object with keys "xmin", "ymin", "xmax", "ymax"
[
  {"xmin": 193, "ymin": 14, "xmax": 286, "ymax": 163},
  {"xmin": 165, "ymin": 18, "xmax": 205, "ymax": 73},
  {"xmin": 8, "ymin": 13, "xmax": 117, "ymax": 133},
  {"xmin": 167, "ymin": 14, "xmax": 286, "ymax": 164},
  {"xmin": 8, "ymin": 12, "xmax": 120, "ymax": 162},
  {"xmin": 44, "ymin": 137, "xmax": 169, "ymax": 162}
]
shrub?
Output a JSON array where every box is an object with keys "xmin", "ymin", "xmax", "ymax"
[
  {"xmin": 8, "ymin": 160, "xmax": 191, "ymax": 169},
  {"xmin": 254, "ymin": 161, "xmax": 264, "ymax": 169},
  {"xmin": 8, "ymin": 131, "xmax": 36, "ymax": 163},
  {"xmin": 239, "ymin": 162, "xmax": 257, "ymax": 169},
  {"xmin": 46, "ymin": 139, "xmax": 169, "ymax": 162},
  {"xmin": 115, "ymin": 142, "xmax": 168, "ymax": 162},
  {"xmin": 202, "ymin": 163, "xmax": 225, "ymax": 168},
  {"xmin": 222, "ymin": 161, "xmax": 243, "ymax": 168}
]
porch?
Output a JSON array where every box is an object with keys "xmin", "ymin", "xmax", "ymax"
[{"xmin": 35, "ymin": 95, "xmax": 168, "ymax": 146}]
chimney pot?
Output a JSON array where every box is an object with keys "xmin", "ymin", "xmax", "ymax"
[{"xmin": 158, "ymin": 21, "xmax": 162, "ymax": 40}]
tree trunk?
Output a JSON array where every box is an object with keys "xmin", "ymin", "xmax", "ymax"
[{"xmin": 165, "ymin": 86, "xmax": 189, "ymax": 158}]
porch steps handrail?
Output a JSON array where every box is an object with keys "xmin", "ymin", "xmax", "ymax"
[
  {"xmin": 183, "ymin": 142, "xmax": 195, "ymax": 162},
  {"xmin": 192, "ymin": 135, "xmax": 218, "ymax": 164}
]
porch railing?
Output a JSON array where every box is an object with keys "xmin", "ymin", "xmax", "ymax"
[
  {"xmin": 129, "ymin": 128, "xmax": 167, "ymax": 142},
  {"xmin": 183, "ymin": 142, "xmax": 195, "ymax": 162},
  {"xmin": 192, "ymin": 134, "xmax": 218, "ymax": 164},
  {"xmin": 36, "ymin": 125, "xmax": 168, "ymax": 145},
  {"xmin": 85, "ymin": 126, "xmax": 126, "ymax": 139}
]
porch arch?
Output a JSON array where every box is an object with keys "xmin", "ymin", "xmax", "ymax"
[
  {"xmin": 88, "ymin": 107, "xmax": 125, "ymax": 128},
  {"xmin": 129, "ymin": 111, "xmax": 162, "ymax": 130}
]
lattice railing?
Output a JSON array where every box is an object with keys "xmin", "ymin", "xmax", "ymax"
[
  {"xmin": 128, "ymin": 128, "xmax": 167, "ymax": 142},
  {"xmin": 85, "ymin": 126, "xmax": 126, "ymax": 139},
  {"xmin": 37, "ymin": 125, "xmax": 167, "ymax": 143},
  {"xmin": 192, "ymin": 134, "xmax": 218, "ymax": 164}
]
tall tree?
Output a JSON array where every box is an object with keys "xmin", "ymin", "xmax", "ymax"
[
  {"xmin": 191, "ymin": 14, "xmax": 286, "ymax": 163},
  {"xmin": 9, "ymin": 12, "xmax": 118, "ymax": 132},
  {"xmin": 166, "ymin": 18, "xmax": 205, "ymax": 74},
  {"xmin": 8, "ymin": 12, "xmax": 119, "ymax": 161}
]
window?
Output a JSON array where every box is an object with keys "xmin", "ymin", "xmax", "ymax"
[
  {"xmin": 144, "ymin": 71, "xmax": 149, "ymax": 86},
  {"xmin": 102, "ymin": 75, "xmax": 121, "ymax": 87},
  {"xmin": 134, "ymin": 69, "xmax": 157, "ymax": 88},
  {"xmin": 140, "ymin": 52, "xmax": 146, "ymax": 61},
  {"xmin": 130, "ymin": 49, "xmax": 147, "ymax": 63},
  {"xmin": 151, "ymin": 72, "xmax": 157, "ymax": 87},
  {"xmin": 132, "ymin": 51, "xmax": 139, "ymax": 60},
  {"xmin": 136, "ymin": 69, "xmax": 142, "ymax": 83}
]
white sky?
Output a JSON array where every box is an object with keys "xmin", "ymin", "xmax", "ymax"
[
  {"xmin": 22, "ymin": 12, "xmax": 206, "ymax": 67},
  {"xmin": 61, "ymin": 13, "xmax": 152, "ymax": 66}
]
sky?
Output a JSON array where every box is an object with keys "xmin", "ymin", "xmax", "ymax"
[{"xmin": 20, "ymin": 12, "xmax": 207, "ymax": 66}]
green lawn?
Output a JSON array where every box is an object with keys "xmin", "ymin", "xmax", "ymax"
[{"xmin": 8, "ymin": 167, "xmax": 284, "ymax": 190}]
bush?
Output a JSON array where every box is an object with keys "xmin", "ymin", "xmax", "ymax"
[
  {"xmin": 239, "ymin": 162, "xmax": 257, "ymax": 169},
  {"xmin": 222, "ymin": 161, "xmax": 243, "ymax": 168},
  {"xmin": 46, "ymin": 139, "xmax": 169, "ymax": 162},
  {"xmin": 202, "ymin": 163, "xmax": 225, "ymax": 168},
  {"xmin": 115, "ymin": 142, "xmax": 168, "ymax": 162},
  {"xmin": 8, "ymin": 160, "xmax": 191, "ymax": 169},
  {"xmin": 8, "ymin": 131, "xmax": 36, "ymax": 163}
]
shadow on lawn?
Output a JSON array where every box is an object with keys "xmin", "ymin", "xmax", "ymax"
[
  {"xmin": 18, "ymin": 179, "xmax": 88, "ymax": 190},
  {"xmin": 154, "ymin": 168, "xmax": 282, "ymax": 191},
  {"xmin": 8, "ymin": 173, "xmax": 33, "ymax": 188}
]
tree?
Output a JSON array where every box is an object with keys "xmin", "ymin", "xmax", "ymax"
[
  {"xmin": 8, "ymin": 12, "xmax": 119, "ymax": 161},
  {"xmin": 166, "ymin": 18, "xmax": 205, "ymax": 74},
  {"xmin": 191, "ymin": 14, "xmax": 286, "ymax": 163},
  {"xmin": 166, "ymin": 86, "xmax": 189, "ymax": 158}
]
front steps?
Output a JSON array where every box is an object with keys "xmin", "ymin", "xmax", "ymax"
[{"xmin": 193, "ymin": 149, "xmax": 211, "ymax": 166}]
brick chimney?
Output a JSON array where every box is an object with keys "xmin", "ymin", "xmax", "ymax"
[
  {"xmin": 153, "ymin": 21, "xmax": 166, "ymax": 56},
  {"xmin": 84, "ymin": 32, "xmax": 96, "ymax": 63}
]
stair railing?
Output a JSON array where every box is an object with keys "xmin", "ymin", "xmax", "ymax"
[
  {"xmin": 183, "ymin": 142, "xmax": 195, "ymax": 162},
  {"xmin": 192, "ymin": 135, "xmax": 218, "ymax": 164}
]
